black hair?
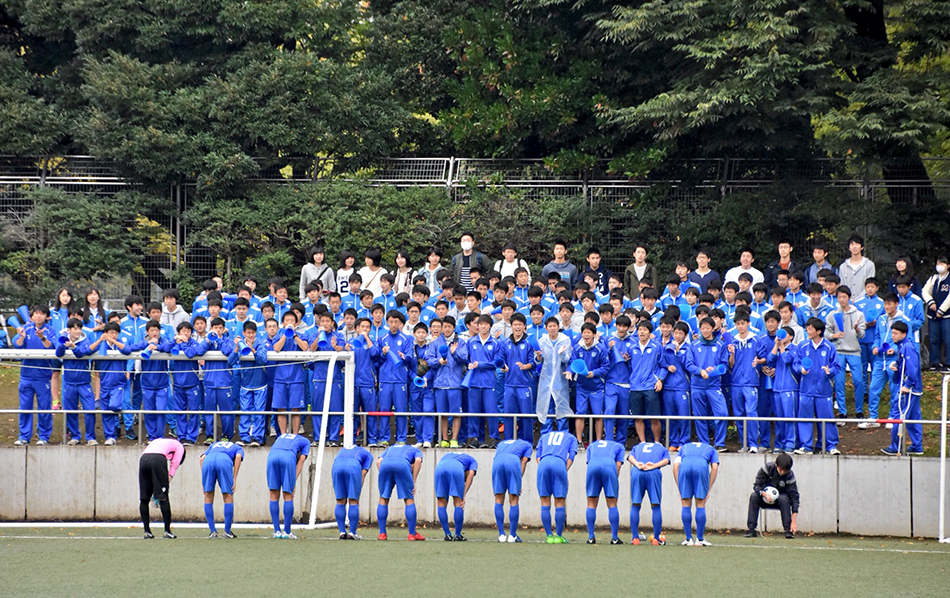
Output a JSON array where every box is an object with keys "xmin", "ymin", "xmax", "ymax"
[{"xmin": 176, "ymin": 321, "xmax": 193, "ymax": 332}]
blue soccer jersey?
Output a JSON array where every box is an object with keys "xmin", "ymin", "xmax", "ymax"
[
  {"xmin": 536, "ymin": 431, "xmax": 577, "ymax": 498},
  {"xmin": 585, "ymin": 439, "xmax": 625, "ymax": 498},
  {"xmin": 271, "ymin": 433, "xmax": 311, "ymax": 457},
  {"xmin": 201, "ymin": 441, "xmax": 245, "ymax": 494},
  {"xmin": 676, "ymin": 442, "xmax": 719, "ymax": 500},
  {"xmin": 331, "ymin": 446, "xmax": 374, "ymax": 500},
  {"xmin": 266, "ymin": 434, "xmax": 311, "ymax": 493},
  {"xmin": 435, "ymin": 452, "xmax": 479, "ymax": 498},
  {"xmin": 379, "ymin": 444, "xmax": 423, "ymax": 466},
  {"xmin": 378, "ymin": 444, "xmax": 422, "ymax": 500},
  {"xmin": 492, "ymin": 439, "xmax": 533, "ymax": 496},
  {"xmin": 536, "ymin": 431, "xmax": 579, "ymax": 464},
  {"xmin": 629, "ymin": 442, "xmax": 670, "ymax": 505},
  {"xmin": 586, "ymin": 439, "xmax": 625, "ymax": 465}
]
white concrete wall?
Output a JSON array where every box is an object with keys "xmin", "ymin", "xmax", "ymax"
[{"xmin": 0, "ymin": 446, "xmax": 947, "ymax": 538}]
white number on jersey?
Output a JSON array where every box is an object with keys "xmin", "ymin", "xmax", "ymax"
[
  {"xmin": 280, "ymin": 433, "xmax": 297, "ymax": 439},
  {"xmin": 549, "ymin": 432, "xmax": 565, "ymax": 446},
  {"xmin": 215, "ymin": 441, "xmax": 234, "ymax": 449},
  {"xmin": 642, "ymin": 443, "xmax": 653, "ymax": 453},
  {"xmin": 596, "ymin": 440, "xmax": 609, "ymax": 448}
]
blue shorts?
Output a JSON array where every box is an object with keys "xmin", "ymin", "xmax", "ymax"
[
  {"xmin": 677, "ymin": 463, "xmax": 709, "ymax": 500},
  {"xmin": 630, "ymin": 389, "xmax": 661, "ymax": 416},
  {"xmin": 435, "ymin": 388, "xmax": 462, "ymax": 414},
  {"xmin": 630, "ymin": 468, "xmax": 662, "ymax": 505},
  {"xmin": 378, "ymin": 460, "xmax": 414, "ymax": 500},
  {"xmin": 272, "ymin": 382, "xmax": 305, "ymax": 410},
  {"xmin": 537, "ymin": 458, "xmax": 569, "ymax": 498},
  {"xmin": 585, "ymin": 460, "xmax": 619, "ymax": 498},
  {"xmin": 201, "ymin": 453, "xmax": 235, "ymax": 494},
  {"xmin": 266, "ymin": 450, "xmax": 299, "ymax": 493},
  {"xmin": 434, "ymin": 460, "xmax": 466, "ymax": 498},
  {"xmin": 576, "ymin": 387, "xmax": 605, "ymax": 416},
  {"xmin": 331, "ymin": 461, "xmax": 364, "ymax": 500},
  {"xmin": 491, "ymin": 456, "xmax": 523, "ymax": 496}
]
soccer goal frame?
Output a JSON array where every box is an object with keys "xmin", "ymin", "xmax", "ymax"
[{"xmin": 939, "ymin": 374, "xmax": 950, "ymax": 543}]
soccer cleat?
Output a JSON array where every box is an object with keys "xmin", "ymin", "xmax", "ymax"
[
  {"xmin": 209, "ymin": 531, "xmax": 218, "ymax": 539},
  {"xmin": 610, "ymin": 538, "xmax": 623, "ymax": 545},
  {"xmin": 744, "ymin": 529, "xmax": 758, "ymax": 538},
  {"xmin": 650, "ymin": 537, "xmax": 666, "ymax": 546},
  {"xmin": 13, "ymin": 439, "xmax": 25, "ymax": 447},
  {"xmin": 545, "ymin": 535, "xmax": 556, "ymax": 544},
  {"xmin": 586, "ymin": 537, "xmax": 596, "ymax": 544},
  {"xmin": 440, "ymin": 440, "xmax": 450, "ymax": 448},
  {"xmin": 339, "ymin": 532, "xmax": 349, "ymax": 540},
  {"xmin": 695, "ymin": 538, "xmax": 711, "ymax": 546},
  {"xmin": 828, "ymin": 448, "xmax": 841, "ymax": 456},
  {"xmin": 881, "ymin": 448, "xmax": 899, "ymax": 456},
  {"xmin": 553, "ymin": 536, "xmax": 568, "ymax": 544},
  {"xmin": 285, "ymin": 532, "xmax": 298, "ymax": 540},
  {"xmin": 681, "ymin": 539, "xmax": 693, "ymax": 546},
  {"xmin": 274, "ymin": 532, "xmax": 284, "ymax": 539},
  {"xmin": 250, "ymin": 441, "xmax": 261, "ymax": 448},
  {"xmin": 87, "ymin": 439, "xmax": 99, "ymax": 446},
  {"xmin": 454, "ymin": 534, "xmax": 467, "ymax": 542},
  {"xmin": 509, "ymin": 535, "xmax": 522, "ymax": 543},
  {"xmin": 639, "ymin": 532, "xmax": 647, "ymax": 540},
  {"xmin": 444, "ymin": 535, "xmax": 455, "ymax": 541},
  {"xmin": 858, "ymin": 421, "xmax": 881, "ymax": 429},
  {"xmin": 67, "ymin": 438, "xmax": 80, "ymax": 446},
  {"xmin": 224, "ymin": 531, "xmax": 237, "ymax": 539},
  {"xmin": 347, "ymin": 533, "xmax": 363, "ymax": 540},
  {"xmin": 395, "ymin": 441, "xmax": 406, "ymax": 447},
  {"xmin": 143, "ymin": 532, "xmax": 154, "ymax": 539},
  {"xmin": 785, "ymin": 531, "xmax": 795, "ymax": 539},
  {"xmin": 498, "ymin": 535, "xmax": 507, "ymax": 543},
  {"xmin": 104, "ymin": 438, "xmax": 116, "ymax": 446},
  {"xmin": 378, "ymin": 533, "xmax": 388, "ymax": 541},
  {"xmin": 632, "ymin": 538, "xmax": 640, "ymax": 545},
  {"xmin": 163, "ymin": 532, "xmax": 177, "ymax": 539},
  {"xmin": 36, "ymin": 440, "xmax": 48, "ymax": 446},
  {"xmin": 408, "ymin": 533, "xmax": 426, "ymax": 541},
  {"xmin": 449, "ymin": 440, "xmax": 459, "ymax": 448}
]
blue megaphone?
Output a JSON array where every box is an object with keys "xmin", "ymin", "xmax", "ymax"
[
  {"xmin": 387, "ymin": 347, "xmax": 403, "ymax": 367},
  {"xmin": 776, "ymin": 328, "xmax": 788, "ymax": 340},
  {"xmin": 708, "ymin": 364, "xmax": 727, "ymax": 377},
  {"xmin": 612, "ymin": 343, "xmax": 626, "ymax": 363},
  {"xmin": 16, "ymin": 305, "xmax": 30, "ymax": 324},
  {"xmin": 207, "ymin": 331, "xmax": 218, "ymax": 342},
  {"xmin": 438, "ymin": 344, "xmax": 449, "ymax": 357},
  {"xmin": 494, "ymin": 357, "xmax": 506, "ymax": 368},
  {"xmin": 58, "ymin": 332, "xmax": 70, "ymax": 344},
  {"xmin": 350, "ymin": 337, "xmax": 364, "ymax": 350},
  {"xmin": 528, "ymin": 338, "xmax": 540, "ymax": 352},
  {"xmin": 570, "ymin": 358, "xmax": 589, "ymax": 377},
  {"xmin": 140, "ymin": 349, "xmax": 152, "ymax": 360},
  {"xmin": 8, "ymin": 315, "xmax": 22, "ymax": 329},
  {"xmin": 721, "ymin": 331, "xmax": 733, "ymax": 345},
  {"xmin": 834, "ymin": 313, "xmax": 844, "ymax": 332},
  {"xmin": 317, "ymin": 330, "xmax": 330, "ymax": 350},
  {"xmin": 238, "ymin": 341, "xmax": 252, "ymax": 356},
  {"xmin": 801, "ymin": 357, "xmax": 813, "ymax": 370},
  {"xmin": 284, "ymin": 327, "xmax": 295, "ymax": 339},
  {"xmin": 413, "ymin": 376, "xmax": 427, "ymax": 388},
  {"xmin": 460, "ymin": 369, "xmax": 474, "ymax": 389},
  {"xmin": 765, "ymin": 374, "xmax": 774, "ymax": 390},
  {"xmin": 881, "ymin": 342, "xmax": 890, "ymax": 354},
  {"xmin": 171, "ymin": 344, "xmax": 181, "ymax": 355},
  {"xmin": 867, "ymin": 308, "xmax": 878, "ymax": 322}
]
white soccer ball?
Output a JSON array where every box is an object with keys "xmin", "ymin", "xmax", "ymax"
[{"xmin": 762, "ymin": 486, "xmax": 780, "ymax": 504}]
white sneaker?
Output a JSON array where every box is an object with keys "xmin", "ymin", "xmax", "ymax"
[
  {"xmin": 885, "ymin": 423, "xmax": 893, "ymax": 430},
  {"xmin": 498, "ymin": 534, "xmax": 507, "ymax": 543},
  {"xmin": 422, "ymin": 441, "xmax": 432, "ymax": 448},
  {"xmin": 36, "ymin": 439, "xmax": 47, "ymax": 446},
  {"xmin": 67, "ymin": 438, "xmax": 80, "ymax": 446},
  {"xmin": 858, "ymin": 421, "xmax": 880, "ymax": 429},
  {"xmin": 748, "ymin": 446, "xmax": 758, "ymax": 453},
  {"xmin": 269, "ymin": 427, "xmax": 277, "ymax": 437},
  {"xmin": 638, "ymin": 532, "xmax": 647, "ymax": 541},
  {"xmin": 681, "ymin": 539, "xmax": 694, "ymax": 546},
  {"xmin": 695, "ymin": 538, "xmax": 712, "ymax": 547},
  {"xmin": 297, "ymin": 426, "xmax": 305, "ymax": 435},
  {"xmin": 412, "ymin": 442, "xmax": 423, "ymax": 448},
  {"xmin": 104, "ymin": 438, "xmax": 116, "ymax": 446},
  {"xmin": 828, "ymin": 448, "xmax": 841, "ymax": 455},
  {"xmin": 507, "ymin": 534, "xmax": 519, "ymax": 543},
  {"xmin": 285, "ymin": 532, "xmax": 298, "ymax": 540},
  {"xmin": 87, "ymin": 439, "xmax": 99, "ymax": 446},
  {"xmin": 13, "ymin": 439, "xmax": 25, "ymax": 447}
]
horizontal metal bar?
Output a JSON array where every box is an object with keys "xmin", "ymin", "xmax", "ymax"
[{"xmin": 0, "ymin": 349, "xmax": 351, "ymax": 362}]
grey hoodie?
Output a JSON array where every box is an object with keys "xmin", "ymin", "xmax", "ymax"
[
  {"xmin": 824, "ymin": 305, "xmax": 866, "ymax": 355},
  {"xmin": 161, "ymin": 305, "xmax": 191, "ymax": 329},
  {"xmin": 838, "ymin": 257, "xmax": 876, "ymax": 301}
]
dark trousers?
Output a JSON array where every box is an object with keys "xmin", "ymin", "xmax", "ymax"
[{"xmin": 747, "ymin": 492, "xmax": 792, "ymax": 531}]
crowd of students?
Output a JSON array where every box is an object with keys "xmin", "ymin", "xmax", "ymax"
[{"xmin": 6, "ymin": 232, "xmax": 950, "ymax": 456}]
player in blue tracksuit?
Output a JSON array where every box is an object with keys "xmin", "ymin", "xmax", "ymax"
[
  {"xmin": 434, "ymin": 452, "xmax": 479, "ymax": 541},
  {"xmin": 794, "ymin": 318, "xmax": 841, "ymax": 455},
  {"xmin": 685, "ymin": 318, "xmax": 730, "ymax": 450},
  {"xmin": 584, "ymin": 439, "xmax": 626, "ymax": 544},
  {"xmin": 854, "ymin": 280, "xmax": 884, "ymax": 399},
  {"xmin": 310, "ymin": 312, "xmax": 346, "ymax": 446},
  {"xmin": 203, "ymin": 319, "xmax": 235, "ymax": 442},
  {"xmin": 427, "ymin": 317, "xmax": 467, "ymax": 447},
  {"xmin": 497, "ymin": 314, "xmax": 536, "ymax": 443},
  {"xmin": 661, "ymin": 322, "xmax": 692, "ymax": 450},
  {"xmin": 465, "ymin": 314, "xmax": 500, "ymax": 447},
  {"xmin": 572, "ymin": 323, "xmax": 610, "ymax": 445},
  {"xmin": 629, "ymin": 441, "xmax": 672, "ymax": 545},
  {"xmin": 796, "ymin": 284, "xmax": 833, "ymax": 327},
  {"xmin": 232, "ymin": 320, "xmax": 269, "ymax": 446},
  {"xmin": 883, "ymin": 321, "xmax": 924, "ymax": 455},
  {"xmin": 266, "ymin": 433, "xmax": 310, "ymax": 539},
  {"xmin": 407, "ymin": 323, "xmax": 435, "ymax": 447},
  {"xmin": 201, "ymin": 440, "xmax": 244, "ymax": 538},
  {"xmin": 271, "ymin": 311, "xmax": 310, "ymax": 436},
  {"xmin": 605, "ymin": 315, "xmax": 635, "ymax": 443},
  {"xmin": 376, "ymin": 443, "xmax": 425, "ymax": 540},
  {"xmin": 120, "ymin": 296, "xmax": 148, "ymax": 439},
  {"xmin": 628, "ymin": 320, "xmax": 668, "ymax": 444},
  {"xmin": 89, "ymin": 319, "xmax": 133, "ymax": 444},
  {"xmin": 348, "ymin": 320, "xmax": 382, "ymax": 445},
  {"xmin": 536, "ymin": 430, "xmax": 579, "ymax": 543},
  {"xmin": 492, "ymin": 438, "xmax": 533, "ymax": 542},
  {"xmin": 728, "ymin": 314, "xmax": 764, "ymax": 452},
  {"xmin": 331, "ymin": 445, "xmax": 374, "ymax": 539},
  {"xmin": 674, "ymin": 441, "xmax": 720, "ymax": 546},
  {"xmin": 55, "ymin": 318, "xmax": 96, "ymax": 444},
  {"xmin": 767, "ymin": 326, "xmax": 800, "ymax": 452},
  {"xmin": 868, "ymin": 297, "xmax": 911, "ymax": 424},
  {"xmin": 378, "ymin": 311, "xmax": 417, "ymax": 446},
  {"xmin": 755, "ymin": 314, "xmax": 780, "ymax": 449},
  {"xmin": 169, "ymin": 322, "xmax": 208, "ymax": 445},
  {"xmin": 128, "ymin": 321, "xmax": 175, "ymax": 441}
]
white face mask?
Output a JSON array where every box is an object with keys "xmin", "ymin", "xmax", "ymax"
[
  {"xmin": 460, "ymin": 241, "xmax": 473, "ymax": 251},
  {"xmin": 938, "ymin": 264, "xmax": 948, "ymax": 275}
]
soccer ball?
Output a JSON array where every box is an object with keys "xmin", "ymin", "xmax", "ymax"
[{"xmin": 762, "ymin": 486, "xmax": 780, "ymax": 504}]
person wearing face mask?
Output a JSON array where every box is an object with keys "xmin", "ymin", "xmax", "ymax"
[
  {"xmin": 922, "ymin": 257, "xmax": 950, "ymax": 371},
  {"xmin": 450, "ymin": 233, "xmax": 488, "ymax": 292}
]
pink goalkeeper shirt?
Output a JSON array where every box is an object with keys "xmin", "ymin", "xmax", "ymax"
[{"xmin": 143, "ymin": 439, "xmax": 185, "ymax": 478}]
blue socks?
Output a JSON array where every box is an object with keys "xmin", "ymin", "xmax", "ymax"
[
  {"xmin": 586, "ymin": 507, "xmax": 596, "ymax": 538},
  {"xmin": 454, "ymin": 507, "xmax": 464, "ymax": 536},
  {"xmin": 494, "ymin": 503, "xmax": 505, "ymax": 535},
  {"xmin": 509, "ymin": 505, "xmax": 519, "ymax": 537},
  {"xmin": 348, "ymin": 504, "xmax": 359, "ymax": 535},
  {"xmin": 555, "ymin": 507, "xmax": 566, "ymax": 537},
  {"xmin": 682, "ymin": 506, "xmax": 693, "ymax": 540},
  {"xmin": 608, "ymin": 506, "xmax": 619, "ymax": 540},
  {"xmin": 541, "ymin": 505, "xmax": 552, "ymax": 536},
  {"xmin": 696, "ymin": 507, "xmax": 707, "ymax": 540},
  {"xmin": 651, "ymin": 505, "xmax": 662, "ymax": 540},
  {"xmin": 438, "ymin": 506, "xmax": 450, "ymax": 536},
  {"xmin": 283, "ymin": 500, "xmax": 294, "ymax": 534},
  {"xmin": 223, "ymin": 503, "xmax": 233, "ymax": 533},
  {"xmin": 406, "ymin": 504, "xmax": 417, "ymax": 535},
  {"xmin": 377, "ymin": 504, "xmax": 388, "ymax": 535},
  {"xmin": 335, "ymin": 504, "xmax": 346, "ymax": 534},
  {"xmin": 631, "ymin": 504, "xmax": 641, "ymax": 539},
  {"xmin": 270, "ymin": 500, "xmax": 280, "ymax": 533},
  {"xmin": 204, "ymin": 503, "xmax": 216, "ymax": 533}
]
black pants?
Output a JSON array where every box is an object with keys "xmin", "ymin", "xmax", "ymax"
[{"xmin": 747, "ymin": 492, "xmax": 792, "ymax": 531}]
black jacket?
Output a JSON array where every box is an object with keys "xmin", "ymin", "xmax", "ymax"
[{"xmin": 753, "ymin": 462, "xmax": 800, "ymax": 513}]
